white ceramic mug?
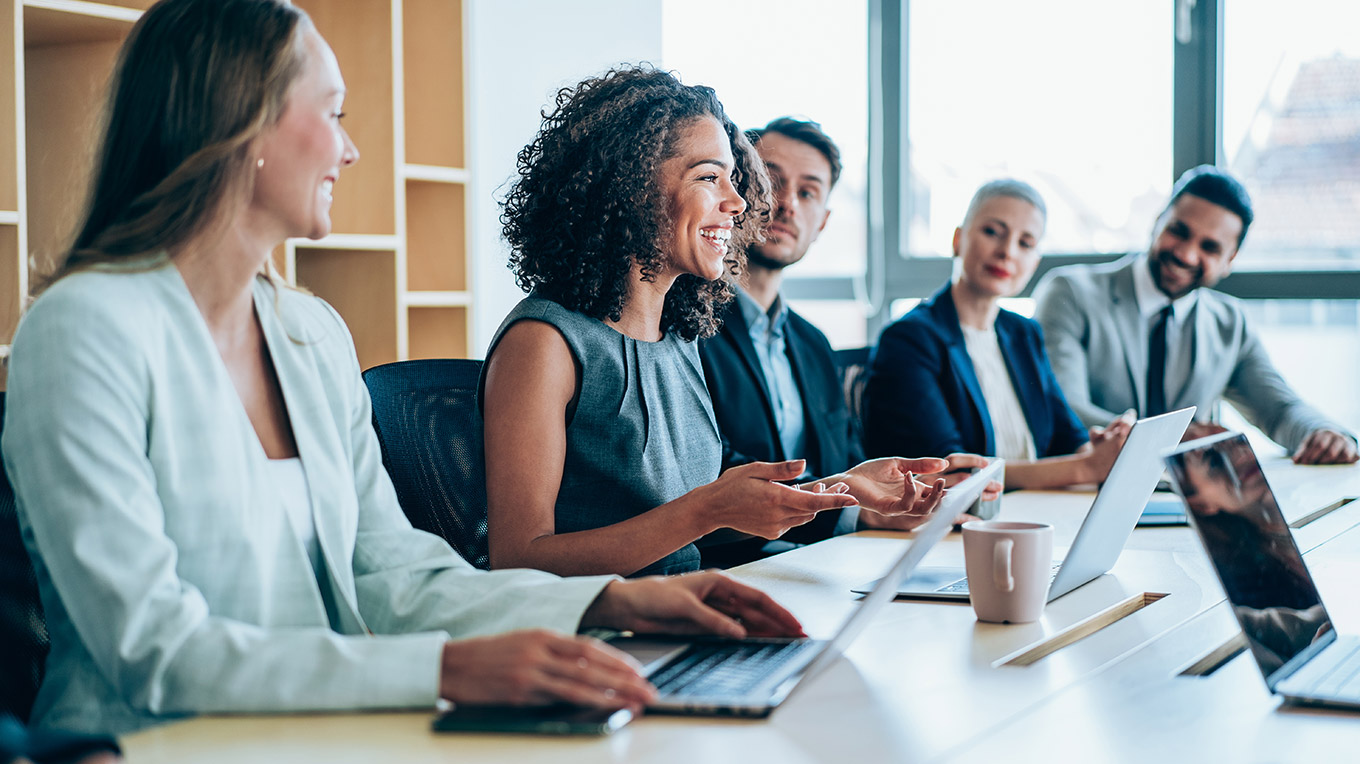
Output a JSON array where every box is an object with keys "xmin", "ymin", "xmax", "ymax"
[{"xmin": 962, "ymin": 521, "xmax": 1053, "ymax": 624}]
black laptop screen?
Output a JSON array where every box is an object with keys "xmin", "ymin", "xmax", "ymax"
[{"xmin": 1166, "ymin": 433, "xmax": 1334, "ymax": 682}]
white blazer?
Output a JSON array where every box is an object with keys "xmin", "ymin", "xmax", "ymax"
[{"xmin": 2, "ymin": 262, "xmax": 613, "ymax": 735}]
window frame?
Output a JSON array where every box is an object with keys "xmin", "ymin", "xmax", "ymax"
[{"xmin": 779, "ymin": 0, "xmax": 1360, "ymax": 340}]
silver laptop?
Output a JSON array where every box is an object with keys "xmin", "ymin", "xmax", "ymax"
[
  {"xmin": 608, "ymin": 460, "xmax": 1002, "ymax": 717},
  {"xmin": 873, "ymin": 407, "xmax": 1194, "ymax": 602},
  {"xmin": 1166, "ymin": 432, "xmax": 1360, "ymax": 710}
]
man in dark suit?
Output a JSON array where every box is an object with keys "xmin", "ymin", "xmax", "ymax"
[{"xmin": 699, "ymin": 118, "xmax": 991, "ymax": 567}]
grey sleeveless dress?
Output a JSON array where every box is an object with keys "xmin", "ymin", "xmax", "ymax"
[{"xmin": 484, "ymin": 296, "xmax": 722, "ymax": 576}]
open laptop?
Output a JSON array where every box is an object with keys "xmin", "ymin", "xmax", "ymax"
[
  {"xmin": 607, "ymin": 460, "xmax": 1002, "ymax": 717},
  {"xmin": 869, "ymin": 407, "xmax": 1194, "ymax": 602},
  {"xmin": 1166, "ymin": 432, "xmax": 1360, "ymax": 710}
]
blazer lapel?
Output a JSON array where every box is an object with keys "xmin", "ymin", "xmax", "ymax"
[
  {"xmin": 253, "ymin": 282, "xmax": 368, "ymax": 635},
  {"xmin": 722, "ymin": 300, "xmax": 782, "ymax": 442},
  {"xmin": 1110, "ymin": 259, "xmax": 1148, "ymax": 412},
  {"xmin": 783, "ymin": 322, "xmax": 825, "ymax": 470},
  {"xmin": 934, "ymin": 290, "xmax": 995, "ymax": 455}
]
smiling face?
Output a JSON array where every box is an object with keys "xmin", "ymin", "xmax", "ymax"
[
  {"xmin": 250, "ymin": 28, "xmax": 359, "ymax": 243},
  {"xmin": 1147, "ymin": 194, "xmax": 1243, "ymax": 300},
  {"xmin": 657, "ymin": 116, "xmax": 747, "ymax": 282},
  {"xmin": 953, "ymin": 195, "xmax": 1045, "ymax": 299},
  {"xmin": 747, "ymin": 131, "xmax": 832, "ymax": 270}
]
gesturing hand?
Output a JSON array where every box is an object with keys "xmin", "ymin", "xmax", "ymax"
[
  {"xmin": 830, "ymin": 457, "xmax": 948, "ymax": 531},
  {"xmin": 439, "ymin": 630, "xmax": 655, "ymax": 710},
  {"xmin": 702, "ymin": 460, "xmax": 858, "ymax": 540},
  {"xmin": 581, "ymin": 572, "xmax": 806, "ymax": 639}
]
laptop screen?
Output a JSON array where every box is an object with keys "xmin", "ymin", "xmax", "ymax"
[{"xmin": 1165, "ymin": 432, "xmax": 1335, "ymax": 686}]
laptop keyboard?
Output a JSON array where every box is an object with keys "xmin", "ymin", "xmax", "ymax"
[
  {"xmin": 650, "ymin": 641, "xmax": 814, "ymax": 698},
  {"xmin": 936, "ymin": 563, "xmax": 1063, "ymax": 594},
  {"xmin": 1300, "ymin": 640, "xmax": 1360, "ymax": 700}
]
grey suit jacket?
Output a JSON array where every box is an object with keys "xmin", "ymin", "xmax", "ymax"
[
  {"xmin": 1032, "ymin": 254, "xmax": 1347, "ymax": 452},
  {"xmin": 2, "ymin": 263, "xmax": 613, "ymax": 736}
]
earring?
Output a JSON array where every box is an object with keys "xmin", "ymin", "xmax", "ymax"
[{"xmin": 256, "ymin": 157, "xmax": 265, "ymax": 169}]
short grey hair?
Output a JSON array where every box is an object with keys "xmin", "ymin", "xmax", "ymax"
[{"xmin": 962, "ymin": 179, "xmax": 1047, "ymax": 227}]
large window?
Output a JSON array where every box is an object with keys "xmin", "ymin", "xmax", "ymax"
[
  {"xmin": 1224, "ymin": 0, "xmax": 1360, "ymax": 270},
  {"xmin": 662, "ymin": 0, "xmax": 870, "ymax": 345},
  {"xmin": 906, "ymin": 1, "xmax": 1173, "ymax": 259},
  {"xmin": 661, "ymin": 0, "xmax": 1360, "ymax": 402}
]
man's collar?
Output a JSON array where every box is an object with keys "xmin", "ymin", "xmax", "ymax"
[
  {"xmin": 735, "ymin": 285, "xmax": 788, "ymax": 333},
  {"xmin": 1131, "ymin": 255, "xmax": 1198, "ymax": 320}
]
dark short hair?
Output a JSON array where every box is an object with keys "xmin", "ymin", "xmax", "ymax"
[
  {"xmin": 1164, "ymin": 165, "xmax": 1254, "ymax": 248},
  {"xmin": 501, "ymin": 65, "xmax": 771, "ymax": 342},
  {"xmin": 748, "ymin": 117, "xmax": 842, "ymax": 189}
]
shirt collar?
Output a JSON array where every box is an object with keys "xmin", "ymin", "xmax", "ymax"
[
  {"xmin": 1131, "ymin": 255, "xmax": 1198, "ymax": 321},
  {"xmin": 735, "ymin": 286, "xmax": 789, "ymax": 336}
]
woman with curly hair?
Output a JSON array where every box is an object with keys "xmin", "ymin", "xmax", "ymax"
[{"xmin": 482, "ymin": 66, "xmax": 947, "ymax": 577}]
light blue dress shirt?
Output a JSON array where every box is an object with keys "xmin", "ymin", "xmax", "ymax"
[{"xmin": 736, "ymin": 288, "xmax": 808, "ymax": 471}]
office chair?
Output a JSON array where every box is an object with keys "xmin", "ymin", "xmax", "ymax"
[
  {"xmin": 363, "ymin": 359, "xmax": 490, "ymax": 569},
  {"xmin": 0, "ymin": 393, "xmax": 49, "ymax": 722},
  {"xmin": 834, "ymin": 346, "xmax": 871, "ymax": 449}
]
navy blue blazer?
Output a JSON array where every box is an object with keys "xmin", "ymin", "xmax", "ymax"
[
  {"xmin": 863, "ymin": 285, "xmax": 1088, "ymax": 460},
  {"xmin": 697, "ymin": 298, "xmax": 861, "ymax": 560}
]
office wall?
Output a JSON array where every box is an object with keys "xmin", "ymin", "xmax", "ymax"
[{"xmin": 466, "ymin": 0, "xmax": 663, "ymax": 355}]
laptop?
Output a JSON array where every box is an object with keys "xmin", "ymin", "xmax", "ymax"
[
  {"xmin": 869, "ymin": 407, "xmax": 1194, "ymax": 602},
  {"xmin": 607, "ymin": 460, "xmax": 1003, "ymax": 717},
  {"xmin": 1166, "ymin": 432, "xmax": 1360, "ymax": 710}
]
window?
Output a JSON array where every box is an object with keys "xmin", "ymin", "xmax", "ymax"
[
  {"xmin": 1224, "ymin": 0, "xmax": 1360, "ymax": 270},
  {"xmin": 905, "ymin": 1, "xmax": 1173, "ymax": 258},
  {"xmin": 662, "ymin": 0, "xmax": 868, "ymax": 279}
]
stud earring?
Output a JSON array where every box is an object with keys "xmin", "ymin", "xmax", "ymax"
[{"xmin": 256, "ymin": 157, "xmax": 265, "ymax": 169}]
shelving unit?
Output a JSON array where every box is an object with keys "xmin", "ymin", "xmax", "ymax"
[{"xmin": 0, "ymin": 0, "xmax": 473, "ymax": 378}]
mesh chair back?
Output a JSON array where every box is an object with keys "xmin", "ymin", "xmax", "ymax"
[
  {"xmin": 363, "ymin": 359, "xmax": 490, "ymax": 569},
  {"xmin": 0, "ymin": 393, "xmax": 49, "ymax": 722}
]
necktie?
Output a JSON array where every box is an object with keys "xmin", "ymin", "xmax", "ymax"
[{"xmin": 1146, "ymin": 305, "xmax": 1173, "ymax": 417}]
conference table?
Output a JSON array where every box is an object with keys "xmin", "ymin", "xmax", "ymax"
[{"xmin": 122, "ymin": 453, "xmax": 1360, "ymax": 763}]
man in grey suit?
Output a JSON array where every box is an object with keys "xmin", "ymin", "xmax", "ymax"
[{"xmin": 1033, "ymin": 165, "xmax": 1357, "ymax": 465}]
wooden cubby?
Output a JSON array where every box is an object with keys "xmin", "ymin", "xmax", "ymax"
[
  {"xmin": 295, "ymin": 246, "xmax": 399, "ymax": 368},
  {"xmin": 405, "ymin": 179, "xmax": 465, "ymax": 292},
  {"xmin": 1, "ymin": 0, "xmax": 475, "ymax": 377}
]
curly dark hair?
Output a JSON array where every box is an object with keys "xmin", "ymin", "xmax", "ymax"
[{"xmin": 501, "ymin": 65, "xmax": 771, "ymax": 341}]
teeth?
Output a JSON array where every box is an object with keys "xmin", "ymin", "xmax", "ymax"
[
  {"xmin": 700, "ymin": 229, "xmax": 731, "ymax": 243},
  {"xmin": 321, "ymin": 179, "xmax": 334, "ymax": 196}
]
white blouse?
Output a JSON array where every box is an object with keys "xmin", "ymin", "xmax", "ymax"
[
  {"xmin": 267, "ymin": 457, "xmax": 321, "ymax": 580},
  {"xmin": 961, "ymin": 324, "xmax": 1037, "ymax": 461}
]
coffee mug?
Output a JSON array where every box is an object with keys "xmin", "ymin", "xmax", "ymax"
[{"xmin": 962, "ymin": 521, "xmax": 1053, "ymax": 624}]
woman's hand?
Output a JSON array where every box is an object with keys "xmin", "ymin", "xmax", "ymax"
[
  {"xmin": 581, "ymin": 572, "xmax": 806, "ymax": 639},
  {"xmin": 1081, "ymin": 413, "xmax": 1135, "ymax": 483},
  {"xmin": 829, "ymin": 457, "xmax": 948, "ymax": 531},
  {"xmin": 937, "ymin": 453, "xmax": 1003, "ymax": 500},
  {"xmin": 698, "ymin": 460, "xmax": 858, "ymax": 540},
  {"xmin": 439, "ymin": 630, "xmax": 656, "ymax": 709}
]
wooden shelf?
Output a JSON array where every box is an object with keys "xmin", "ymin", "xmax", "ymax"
[
  {"xmin": 401, "ymin": 164, "xmax": 469, "ymax": 184},
  {"xmin": 405, "ymin": 180, "xmax": 465, "ymax": 292},
  {"xmin": 22, "ymin": 2, "xmax": 139, "ymax": 47},
  {"xmin": 23, "ymin": 4, "xmax": 129, "ymax": 279},
  {"xmin": 295, "ymin": 246, "xmax": 399, "ymax": 370},
  {"xmin": 2, "ymin": 0, "xmax": 475, "ymax": 380},
  {"xmin": 407, "ymin": 306, "xmax": 467, "ymax": 360},
  {"xmin": 402, "ymin": 0, "xmax": 464, "ymax": 169},
  {"xmin": 0, "ymin": 225, "xmax": 20, "ymax": 347},
  {"xmin": 300, "ymin": 0, "xmax": 395, "ymax": 237},
  {"xmin": 291, "ymin": 233, "xmax": 401, "ymax": 251},
  {"xmin": 0, "ymin": 6, "xmax": 14, "ymax": 214},
  {"xmin": 402, "ymin": 290, "xmax": 471, "ymax": 308}
]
